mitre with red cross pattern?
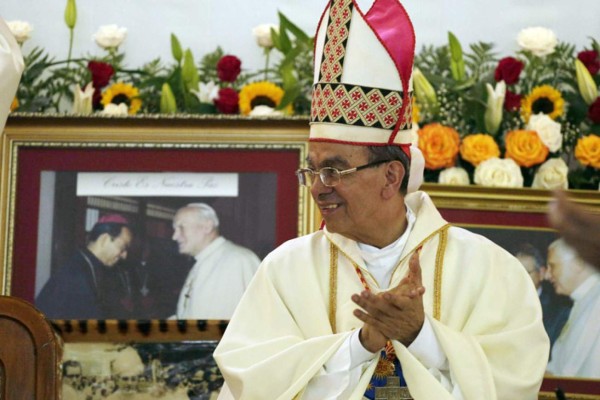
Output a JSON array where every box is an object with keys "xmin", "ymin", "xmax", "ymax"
[{"xmin": 309, "ymin": 0, "xmax": 424, "ymax": 192}]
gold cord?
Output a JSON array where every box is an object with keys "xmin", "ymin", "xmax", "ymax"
[
  {"xmin": 329, "ymin": 241, "xmax": 338, "ymax": 334},
  {"xmin": 327, "ymin": 224, "xmax": 451, "ymax": 327},
  {"xmin": 433, "ymin": 225, "xmax": 450, "ymax": 321}
]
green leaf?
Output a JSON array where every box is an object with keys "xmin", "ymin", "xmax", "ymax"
[
  {"xmin": 160, "ymin": 83, "xmax": 177, "ymax": 113},
  {"xmin": 271, "ymin": 30, "xmax": 282, "ymax": 52},
  {"xmin": 182, "ymin": 49, "xmax": 199, "ymax": 91},
  {"xmin": 278, "ymin": 23, "xmax": 292, "ymax": 54},
  {"xmin": 278, "ymin": 11, "xmax": 310, "ymax": 43},
  {"xmin": 280, "ymin": 63, "xmax": 297, "ymax": 89},
  {"xmin": 448, "ymin": 32, "xmax": 466, "ymax": 82},
  {"xmin": 278, "ymin": 85, "xmax": 301, "ymax": 110},
  {"xmin": 170, "ymin": 33, "xmax": 183, "ymax": 63}
]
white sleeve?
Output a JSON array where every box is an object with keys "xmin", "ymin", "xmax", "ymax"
[
  {"xmin": 303, "ymin": 317, "xmax": 465, "ymax": 399},
  {"xmin": 302, "ymin": 329, "xmax": 378, "ymax": 399},
  {"xmin": 406, "ymin": 315, "xmax": 465, "ymax": 399},
  {"xmin": 0, "ymin": 18, "xmax": 24, "ymax": 131}
]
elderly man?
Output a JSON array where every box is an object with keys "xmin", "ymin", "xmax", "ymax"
[
  {"xmin": 546, "ymin": 238, "xmax": 600, "ymax": 378},
  {"xmin": 514, "ymin": 243, "xmax": 572, "ymax": 348},
  {"xmin": 172, "ymin": 203, "xmax": 260, "ymax": 320},
  {"xmin": 213, "ymin": 0, "xmax": 549, "ymax": 398},
  {"xmin": 0, "ymin": 17, "xmax": 24, "ymax": 131},
  {"xmin": 36, "ymin": 215, "xmax": 133, "ymax": 319}
]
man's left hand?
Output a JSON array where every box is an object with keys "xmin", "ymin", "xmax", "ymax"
[{"xmin": 352, "ymin": 250, "xmax": 425, "ymax": 346}]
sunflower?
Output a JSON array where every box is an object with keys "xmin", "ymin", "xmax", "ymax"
[
  {"xmin": 238, "ymin": 81, "xmax": 292, "ymax": 115},
  {"xmin": 101, "ymin": 82, "xmax": 142, "ymax": 115},
  {"xmin": 10, "ymin": 97, "xmax": 19, "ymax": 112},
  {"xmin": 520, "ymin": 85, "xmax": 564, "ymax": 122}
]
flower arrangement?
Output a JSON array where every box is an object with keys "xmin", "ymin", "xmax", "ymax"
[
  {"xmin": 6, "ymin": 2, "xmax": 599, "ymax": 190},
  {"xmin": 8, "ymin": 1, "xmax": 313, "ymax": 118},
  {"xmin": 413, "ymin": 28, "xmax": 600, "ymax": 190}
]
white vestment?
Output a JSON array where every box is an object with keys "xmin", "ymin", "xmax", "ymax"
[
  {"xmin": 546, "ymin": 273, "xmax": 600, "ymax": 378},
  {"xmin": 0, "ymin": 18, "xmax": 24, "ymax": 131},
  {"xmin": 176, "ymin": 236, "xmax": 260, "ymax": 320},
  {"xmin": 214, "ymin": 191, "xmax": 549, "ymax": 399}
]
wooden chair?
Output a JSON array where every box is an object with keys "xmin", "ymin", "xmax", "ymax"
[{"xmin": 0, "ymin": 295, "xmax": 62, "ymax": 399}]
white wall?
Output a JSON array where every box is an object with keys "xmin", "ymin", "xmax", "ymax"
[{"xmin": 3, "ymin": 0, "xmax": 599, "ymax": 72}]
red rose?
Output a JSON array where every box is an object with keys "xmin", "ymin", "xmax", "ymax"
[
  {"xmin": 578, "ymin": 50, "xmax": 600, "ymax": 75},
  {"xmin": 494, "ymin": 57, "xmax": 524, "ymax": 85},
  {"xmin": 504, "ymin": 89, "xmax": 522, "ymax": 112},
  {"xmin": 216, "ymin": 55, "xmax": 242, "ymax": 82},
  {"xmin": 214, "ymin": 88, "xmax": 239, "ymax": 114},
  {"xmin": 88, "ymin": 61, "xmax": 114, "ymax": 88},
  {"xmin": 588, "ymin": 97, "xmax": 600, "ymax": 124}
]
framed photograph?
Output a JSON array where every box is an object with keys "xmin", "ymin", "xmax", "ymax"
[
  {"xmin": 424, "ymin": 183, "xmax": 600, "ymax": 399},
  {"xmin": 60, "ymin": 339, "xmax": 224, "ymax": 399},
  {"xmin": 0, "ymin": 115, "xmax": 318, "ymax": 327}
]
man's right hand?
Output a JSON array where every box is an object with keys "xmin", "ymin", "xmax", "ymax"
[{"xmin": 359, "ymin": 320, "xmax": 387, "ymax": 353}]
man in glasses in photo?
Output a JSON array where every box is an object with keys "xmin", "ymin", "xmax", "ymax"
[{"xmin": 214, "ymin": 0, "xmax": 549, "ymax": 398}]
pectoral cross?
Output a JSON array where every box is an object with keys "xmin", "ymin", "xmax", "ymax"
[{"xmin": 374, "ymin": 377, "xmax": 413, "ymax": 400}]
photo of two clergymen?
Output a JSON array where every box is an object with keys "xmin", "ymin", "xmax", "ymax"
[{"xmin": 33, "ymin": 170, "xmax": 278, "ymax": 321}]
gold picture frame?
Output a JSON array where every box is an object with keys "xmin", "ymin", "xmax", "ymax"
[
  {"xmin": 2, "ymin": 115, "xmax": 600, "ymax": 398},
  {"xmin": 424, "ymin": 183, "xmax": 600, "ymax": 399},
  {"xmin": 0, "ymin": 114, "xmax": 318, "ymax": 341}
]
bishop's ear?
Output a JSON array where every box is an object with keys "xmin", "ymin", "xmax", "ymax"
[{"xmin": 382, "ymin": 160, "xmax": 405, "ymax": 198}]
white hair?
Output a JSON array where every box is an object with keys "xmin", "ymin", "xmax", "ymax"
[{"xmin": 185, "ymin": 203, "xmax": 220, "ymax": 228}]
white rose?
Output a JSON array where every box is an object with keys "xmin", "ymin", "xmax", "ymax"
[
  {"xmin": 101, "ymin": 103, "xmax": 128, "ymax": 116},
  {"xmin": 252, "ymin": 24, "xmax": 278, "ymax": 48},
  {"xmin": 474, "ymin": 157, "xmax": 524, "ymax": 188},
  {"xmin": 438, "ymin": 167, "xmax": 470, "ymax": 185},
  {"xmin": 93, "ymin": 25, "xmax": 127, "ymax": 49},
  {"xmin": 7, "ymin": 20, "xmax": 33, "ymax": 44},
  {"xmin": 526, "ymin": 113, "xmax": 562, "ymax": 152},
  {"xmin": 192, "ymin": 81, "xmax": 219, "ymax": 104},
  {"xmin": 249, "ymin": 105, "xmax": 284, "ymax": 117},
  {"xmin": 517, "ymin": 27, "xmax": 557, "ymax": 57},
  {"xmin": 532, "ymin": 158, "xmax": 569, "ymax": 190}
]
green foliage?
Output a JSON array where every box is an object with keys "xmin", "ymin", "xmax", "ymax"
[{"xmin": 270, "ymin": 11, "xmax": 314, "ymax": 114}]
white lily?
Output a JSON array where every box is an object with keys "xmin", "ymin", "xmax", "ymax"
[
  {"xmin": 484, "ymin": 81, "xmax": 506, "ymax": 135},
  {"xmin": 72, "ymin": 83, "xmax": 95, "ymax": 115},
  {"xmin": 192, "ymin": 81, "xmax": 219, "ymax": 104},
  {"xmin": 412, "ymin": 68, "xmax": 438, "ymax": 113},
  {"xmin": 575, "ymin": 59, "xmax": 598, "ymax": 105}
]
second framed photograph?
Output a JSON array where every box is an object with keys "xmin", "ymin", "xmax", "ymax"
[
  {"xmin": 0, "ymin": 116, "xmax": 317, "ymax": 325},
  {"xmin": 425, "ymin": 183, "xmax": 600, "ymax": 398}
]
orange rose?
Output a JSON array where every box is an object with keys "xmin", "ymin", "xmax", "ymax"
[
  {"xmin": 575, "ymin": 134, "xmax": 600, "ymax": 168},
  {"xmin": 418, "ymin": 123, "xmax": 460, "ymax": 170},
  {"xmin": 459, "ymin": 134, "xmax": 501, "ymax": 166},
  {"xmin": 10, "ymin": 97, "xmax": 19, "ymax": 112},
  {"xmin": 504, "ymin": 130, "xmax": 549, "ymax": 167}
]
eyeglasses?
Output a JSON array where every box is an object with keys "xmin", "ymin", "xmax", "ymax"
[{"xmin": 296, "ymin": 159, "xmax": 392, "ymax": 187}]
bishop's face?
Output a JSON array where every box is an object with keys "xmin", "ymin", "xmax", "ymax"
[{"xmin": 307, "ymin": 141, "xmax": 390, "ymax": 244}]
